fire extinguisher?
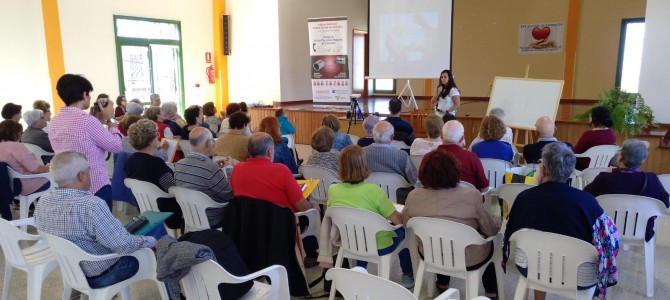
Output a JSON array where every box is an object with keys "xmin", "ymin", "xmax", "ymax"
[{"xmin": 206, "ymin": 65, "xmax": 215, "ymax": 84}]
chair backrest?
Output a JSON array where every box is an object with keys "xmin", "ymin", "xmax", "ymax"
[
  {"xmin": 596, "ymin": 194, "xmax": 667, "ymax": 242},
  {"xmin": 577, "ymin": 167, "xmax": 610, "ymax": 189},
  {"xmin": 348, "ymin": 134, "xmax": 360, "ymax": 145},
  {"xmin": 182, "ymin": 260, "xmax": 291, "ymax": 300},
  {"xmin": 366, "ymin": 172, "xmax": 411, "ymax": 203},
  {"xmin": 5, "ymin": 165, "xmax": 57, "ymax": 195},
  {"xmin": 479, "ymin": 158, "xmax": 511, "ymax": 189},
  {"xmin": 510, "ymin": 229, "xmax": 598, "ymax": 295},
  {"xmin": 179, "ymin": 140, "xmax": 192, "ymax": 156},
  {"xmin": 325, "ymin": 268, "xmax": 417, "ymax": 300},
  {"xmin": 326, "ymin": 207, "xmax": 398, "ymax": 260},
  {"xmin": 170, "ymin": 186, "xmax": 225, "ymax": 232},
  {"xmin": 576, "ymin": 145, "xmax": 618, "ymax": 168},
  {"xmin": 124, "ymin": 178, "xmax": 172, "ymax": 213},
  {"xmin": 406, "ymin": 217, "xmax": 488, "ymax": 276},
  {"xmin": 390, "ymin": 140, "xmax": 410, "ymax": 150},
  {"xmin": 658, "ymin": 174, "xmax": 670, "ymax": 194},
  {"xmin": 111, "ymin": 151, "xmax": 137, "ymax": 207},
  {"xmin": 295, "ymin": 208, "xmax": 320, "ymax": 240},
  {"xmin": 281, "ymin": 134, "xmax": 298, "ymax": 164},
  {"xmin": 0, "ymin": 218, "xmax": 42, "ymax": 267},
  {"xmin": 21, "ymin": 143, "xmax": 54, "ymax": 162},
  {"xmin": 497, "ymin": 183, "xmax": 533, "ymax": 217},
  {"xmin": 410, "ymin": 154, "xmax": 424, "ymax": 170},
  {"xmin": 39, "ymin": 231, "xmax": 95, "ymax": 291},
  {"xmin": 458, "ymin": 180, "xmax": 477, "ymax": 191},
  {"xmin": 298, "ymin": 165, "xmax": 340, "ymax": 205}
]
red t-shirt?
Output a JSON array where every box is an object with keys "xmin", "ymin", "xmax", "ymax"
[
  {"xmin": 437, "ymin": 144, "xmax": 489, "ymax": 190},
  {"xmin": 231, "ymin": 158, "xmax": 303, "ymax": 212}
]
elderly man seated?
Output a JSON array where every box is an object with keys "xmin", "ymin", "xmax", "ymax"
[
  {"xmin": 363, "ymin": 121, "xmax": 417, "ymax": 184},
  {"xmin": 35, "ymin": 151, "xmax": 156, "ymax": 288},
  {"xmin": 174, "ymin": 127, "xmax": 234, "ymax": 228},
  {"xmin": 21, "ymin": 109, "xmax": 53, "ymax": 154},
  {"xmin": 437, "ymin": 120, "xmax": 489, "ymax": 192},
  {"xmin": 522, "ymin": 116, "xmax": 573, "ymax": 164},
  {"xmin": 503, "ymin": 142, "xmax": 619, "ymax": 300}
]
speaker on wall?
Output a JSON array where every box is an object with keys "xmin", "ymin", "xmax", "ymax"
[{"xmin": 223, "ymin": 15, "xmax": 231, "ymax": 55}]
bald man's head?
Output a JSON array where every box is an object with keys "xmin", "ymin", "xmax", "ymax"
[
  {"xmin": 190, "ymin": 126, "xmax": 214, "ymax": 155},
  {"xmin": 441, "ymin": 120, "xmax": 465, "ymax": 144},
  {"xmin": 372, "ymin": 121, "xmax": 394, "ymax": 144},
  {"xmin": 535, "ymin": 116, "xmax": 555, "ymax": 138},
  {"xmin": 248, "ymin": 132, "xmax": 275, "ymax": 159}
]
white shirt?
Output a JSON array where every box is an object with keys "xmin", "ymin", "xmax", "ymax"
[{"xmin": 435, "ymin": 87, "xmax": 460, "ymax": 118}]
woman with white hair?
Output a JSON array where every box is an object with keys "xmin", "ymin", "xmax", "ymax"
[
  {"xmin": 20, "ymin": 109, "xmax": 53, "ymax": 154},
  {"xmin": 357, "ymin": 114, "xmax": 380, "ymax": 147}
]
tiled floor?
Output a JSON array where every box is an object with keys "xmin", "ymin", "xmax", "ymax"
[{"xmin": 2, "ymin": 144, "xmax": 669, "ymax": 299}]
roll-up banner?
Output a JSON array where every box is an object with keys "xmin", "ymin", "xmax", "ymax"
[{"xmin": 308, "ymin": 17, "xmax": 351, "ymax": 103}]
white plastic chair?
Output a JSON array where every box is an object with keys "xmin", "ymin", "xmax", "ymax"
[
  {"xmin": 6, "ymin": 166, "xmax": 57, "ymax": 231},
  {"xmin": 178, "ymin": 140, "xmax": 192, "ymax": 156},
  {"xmin": 181, "ymin": 259, "xmax": 290, "ymax": 300},
  {"xmin": 348, "ymin": 134, "xmax": 360, "ymax": 145},
  {"xmin": 575, "ymin": 167, "xmax": 610, "ymax": 189},
  {"xmin": 124, "ymin": 178, "xmax": 180, "ymax": 238},
  {"xmin": 574, "ymin": 145, "xmax": 619, "ymax": 168},
  {"xmin": 325, "ymin": 267, "xmax": 462, "ymax": 300},
  {"xmin": 295, "ymin": 208, "xmax": 320, "ymax": 241},
  {"xmin": 596, "ymin": 194, "xmax": 667, "ymax": 297},
  {"xmin": 281, "ymin": 134, "xmax": 299, "ymax": 164},
  {"xmin": 658, "ymin": 174, "xmax": 670, "ymax": 194},
  {"xmin": 510, "ymin": 229, "xmax": 598, "ymax": 300},
  {"xmin": 366, "ymin": 172, "xmax": 411, "ymax": 203},
  {"xmin": 21, "ymin": 143, "xmax": 55, "ymax": 163},
  {"xmin": 325, "ymin": 207, "xmax": 407, "ymax": 300},
  {"xmin": 479, "ymin": 158, "xmax": 512, "ymax": 190},
  {"xmin": 390, "ymin": 140, "xmax": 410, "ymax": 150},
  {"xmin": 170, "ymin": 186, "xmax": 226, "ymax": 233},
  {"xmin": 0, "ymin": 218, "xmax": 58, "ymax": 300},
  {"xmin": 39, "ymin": 231, "xmax": 168, "ymax": 300},
  {"xmin": 410, "ymin": 154, "xmax": 424, "ymax": 170},
  {"xmin": 298, "ymin": 165, "xmax": 340, "ymax": 205},
  {"xmin": 406, "ymin": 217, "xmax": 505, "ymax": 300},
  {"xmin": 497, "ymin": 183, "xmax": 533, "ymax": 219}
]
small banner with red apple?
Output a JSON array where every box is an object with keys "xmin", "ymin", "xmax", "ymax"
[{"xmin": 518, "ymin": 22, "xmax": 564, "ymax": 54}]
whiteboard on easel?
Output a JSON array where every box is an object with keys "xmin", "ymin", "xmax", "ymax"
[{"xmin": 487, "ymin": 77, "xmax": 564, "ymax": 130}]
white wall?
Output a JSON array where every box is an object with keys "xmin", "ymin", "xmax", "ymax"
[
  {"xmin": 0, "ymin": 1, "xmax": 52, "ymax": 112},
  {"xmin": 226, "ymin": 0, "xmax": 281, "ymax": 104},
  {"xmin": 638, "ymin": 0, "xmax": 670, "ymax": 123},
  {"xmin": 57, "ymin": 0, "xmax": 214, "ymax": 110}
]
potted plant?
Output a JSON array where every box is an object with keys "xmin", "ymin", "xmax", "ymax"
[{"xmin": 573, "ymin": 88, "xmax": 656, "ymax": 135}]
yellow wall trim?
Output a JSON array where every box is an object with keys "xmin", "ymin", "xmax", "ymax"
[
  {"xmin": 41, "ymin": 0, "xmax": 66, "ymax": 113},
  {"xmin": 562, "ymin": 0, "xmax": 581, "ymax": 118},
  {"xmin": 213, "ymin": 0, "xmax": 229, "ymax": 111}
]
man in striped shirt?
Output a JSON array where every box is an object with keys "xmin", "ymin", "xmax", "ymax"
[
  {"xmin": 49, "ymin": 74, "xmax": 123, "ymax": 210},
  {"xmin": 174, "ymin": 127, "xmax": 234, "ymax": 228}
]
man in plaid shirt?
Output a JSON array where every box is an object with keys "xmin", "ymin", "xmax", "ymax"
[
  {"xmin": 35, "ymin": 151, "xmax": 155, "ymax": 288},
  {"xmin": 49, "ymin": 74, "xmax": 122, "ymax": 210}
]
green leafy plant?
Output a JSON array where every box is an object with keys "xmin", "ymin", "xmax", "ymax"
[{"xmin": 573, "ymin": 88, "xmax": 656, "ymax": 135}]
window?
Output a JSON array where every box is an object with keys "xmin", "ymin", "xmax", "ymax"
[
  {"xmin": 615, "ymin": 18, "xmax": 645, "ymax": 93},
  {"xmin": 352, "ymin": 30, "xmax": 366, "ymax": 93},
  {"xmin": 114, "ymin": 16, "xmax": 185, "ymax": 110},
  {"xmin": 373, "ymin": 79, "xmax": 396, "ymax": 94}
]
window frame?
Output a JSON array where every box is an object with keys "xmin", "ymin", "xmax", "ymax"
[
  {"xmin": 615, "ymin": 17, "xmax": 645, "ymax": 90},
  {"xmin": 372, "ymin": 79, "xmax": 396, "ymax": 95}
]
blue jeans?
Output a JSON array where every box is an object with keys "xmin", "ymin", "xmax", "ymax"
[
  {"xmin": 356, "ymin": 228, "xmax": 412, "ymax": 274},
  {"xmin": 95, "ymin": 185, "xmax": 113, "ymax": 211},
  {"xmin": 86, "ymin": 256, "xmax": 139, "ymax": 288}
]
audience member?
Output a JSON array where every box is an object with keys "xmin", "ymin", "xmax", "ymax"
[
  {"xmin": 33, "ymin": 100, "xmax": 52, "ymax": 133},
  {"xmin": 469, "ymin": 107, "xmax": 513, "ymax": 148},
  {"xmin": 120, "ymin": 116, "xmax": 168, "ymax": 161},
  {"xmin": 217, "ymin": 103, "xmax": 242, "ymax": 137},
  {"xmin": 202, "ymin": 102, "xmax": 222, "ymax": 132},
  {"xmin": 441, "ymin": 112, "xmax": 456, "ymax": 124},
  {"xmin": 304, "ymin": 126, "xmax": 339, "ymax": 173},
  {"xmin": 114, "ymin": 95, "xmax": 127, "ymax": 119},
  {"xmin": 1, "ymin": 103, "xmax": 22, "ymax": 122},
  {"xmin": 240, "ymin": 102, "xmax": 248, "ymax": 114},
  {"xmin": 503, "ymin": 142, "xmax": 619, "ymax": 299},
  {"xmin": 0, "ymin": 120, "xmax": 50, "ymax": 196},
  {"xmin": 585, "ymin": 139, "xmax": 668, "ymax": 241},
  {"xmin": 523, "ymin": 116, "xmax": 573, "ymax": 164},
  {"xmin": 150, "ymin": 93, "xmax": 161, "ymax": 107},
  {"xmin": 174, "ymin": 127, "xmax": 233, "ymax": 228},
  {"xmin": 409, "ymin": 114, "xmax": 443, "ymax": 155},
  {"xmin": 471, "ymin": 116, "xmax": 514, "ymax": 161},
  {"xmin": 231, "ymin": 132, "xmax": 319, "ymax": 265},
  {"xmin": 258, "ymin": 117, "xmax": 298, "ymax": 173},
  {"xmin": 357, "ymin": 114, "xmax": 380, "ymax": 147},
  {"xmin": 35, "ymin": 151, "xmax": 156, "ymax": 288},
  {"xmin": 129, "ymin": 98, "xmax": 143, "ymax": 106},
  {"xmin": 385, "ymin": 98, "xmax": 415, "ymax": 145},
  {"xmin": 327, "ymin": 145, "xmax": 413, "ymax": 287},
  {"xmin": 214, "ymin": 111, "xmax": 251, "ymax": 162},
  {"xmin": 143, "ymin": 106, "xmax": 174, "ymax": 139},
  {"xmin": 574, "ymin": 106, "xmax": 617, "ymax": 170},
  {"xmin": 118, "ymin": 101, "xmax": 145, "ymax": 136},
  {"xmin": 403, "ymin": 150, "xmax": 499, "ymax": 298},
  {"xmin": 276, "ymin": 108, "xmax": 296, "ymax": 138},
  {"xmin": 125, "ymin": 119, "xmax": 182, "ymax": 229},
  {"xmin": 322, "ymin": 114, "xmax": 352, "ymax": 151},
  {"xmin": 437, "ymin": 120, "xmax": 489, "ymax": 192},
  {"xmin": 21, "ymin": 110, "xmax": 53, "ymax": 154},
  {"xmin": 49, "ymin": 74, "xmax": 122, "ymax": 210},
  {"xmin": 160, "ymin": 101, "xmax": 182, "ymax": 136},
  {"xmin": 181, "ymin": 105, "xmax": 214, "ymax": 140},
  {"xmin": 363, "ymin": 121, "xmax": 417, "ymax": 184}
]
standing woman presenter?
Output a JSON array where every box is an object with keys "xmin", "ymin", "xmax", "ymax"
[{"xmin": 430, "ymin": 69, "xmax": 461, "ymax": 118}]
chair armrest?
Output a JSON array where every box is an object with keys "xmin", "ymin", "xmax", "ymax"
[
  {"xmin": 238, "ymin": 265, "xmax": 290, "ymax": 299},
  {"xmin": 434, "ymin": 288, "xmax": 460, "ymax": 300},
  {"xmin": 10, "ymin": 217, "xmax": 35, "ymax": 227},
  {"xmin": 9, "ymin": 218, "xmax": 44, "ymax": 241},
  {"xmin": 12, "ymin": 172, "xmax": 53, "ymax": 180},
  {"xmin": 295, "ymin": 208, "xmax": 319, "ymax": 217}
]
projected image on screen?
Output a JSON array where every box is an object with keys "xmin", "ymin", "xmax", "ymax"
[
  {"xmin": 379, "ymin": 13, "xmax": 438, "ymax": 62},
  {"xmin": 369, "ymin": 0, "xmax": 453, "ymax": 79}
]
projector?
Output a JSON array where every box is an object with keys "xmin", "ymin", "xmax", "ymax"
[{"xmin": 350, "ymin": 94, "xmax": 361, "ymax": 99}]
